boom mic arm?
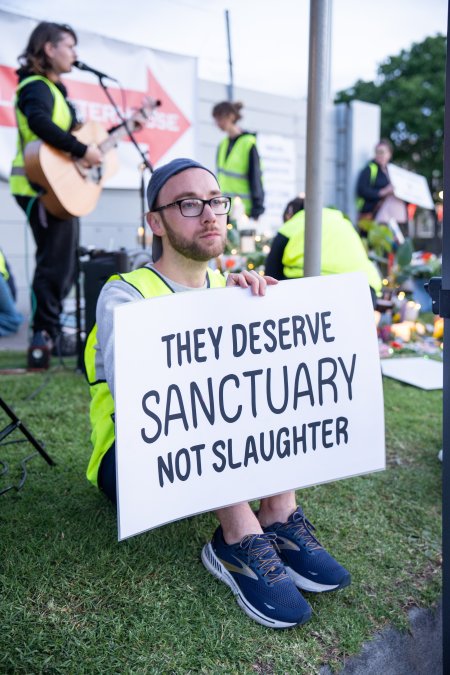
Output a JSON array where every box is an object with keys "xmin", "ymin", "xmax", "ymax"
[{"xmin": 73, "ymin": 60, "xmax": 118, "ymax": 82}]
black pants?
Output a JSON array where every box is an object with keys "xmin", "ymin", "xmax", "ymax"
[
  {"xmin": 98, "ymin": 443, "xmax": 117, "ymax": 505},
  {"xmin": 15, "ymin": 195, "xmax": 79, "ymax": 338}
]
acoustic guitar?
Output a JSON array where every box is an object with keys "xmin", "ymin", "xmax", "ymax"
[{"xmin": 24, "ymin": 97, "xmax": 160, "ymax": 219}]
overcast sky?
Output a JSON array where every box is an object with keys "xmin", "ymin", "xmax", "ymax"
[{"xmin": 0, "ymin": 0, "xmax": 447, "ymax": 97}]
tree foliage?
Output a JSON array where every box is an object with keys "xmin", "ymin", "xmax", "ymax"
[{"xmin": 335, "ymin": 35, "xmax": 446, "ymax": 194}]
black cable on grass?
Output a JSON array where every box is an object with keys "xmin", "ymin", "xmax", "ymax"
[{"xmin": 0, "ymin": 451, "xmax": 38, "ymax": 496}]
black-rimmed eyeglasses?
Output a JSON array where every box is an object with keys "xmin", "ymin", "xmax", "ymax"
[{"xmin": 153, "ymin": 196, "xmax": 231, "ymax": 218}]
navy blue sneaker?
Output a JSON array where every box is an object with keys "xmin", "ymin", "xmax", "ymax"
[
  {"xmin": 27, "ymin": 330, "xmax": 53, "ymax": 369},
  {"xmin": 263, "ymin": 507, "xmax": 351, "ymax": 593},
  {"xmin": 201, "ymin": 527, "xmax": 312, "ymax": 629}
]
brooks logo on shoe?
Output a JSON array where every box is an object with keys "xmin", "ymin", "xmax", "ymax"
[
  {"xmin": 221, "ymin": 556, "xmax": 258, "ymax": 580},
  {"xmin": 276, "ymin": 536, "xmax": 300, "ymax": 551}
]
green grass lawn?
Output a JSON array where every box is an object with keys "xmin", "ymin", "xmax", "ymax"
[{"xmin": 0, "ymin": 351, "xmax": 442, "ymax": 674}]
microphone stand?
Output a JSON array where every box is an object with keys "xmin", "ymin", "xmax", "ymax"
[
  {"xmin": 98, "ymin": 76, "xmax": 153, "ymax": 172},
  {"xmin": 98, "ymin": 76, "xmax": 153, "ymax": 251},
  {"xmin": 139, "ymin": 162, "xmax": 149, "ymax": 249}
]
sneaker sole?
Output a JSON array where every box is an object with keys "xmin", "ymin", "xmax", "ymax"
[
  {"xmin": 201, "ymin": 543, "xmax": 310, "ymax": 629},
  {"xmin": 286, "ymin": 566, "xmax": 351, "ymax": 593}
]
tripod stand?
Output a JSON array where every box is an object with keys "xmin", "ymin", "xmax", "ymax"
[{"xmin": 0, "ymin": 396, "xmax": 55, "ymax": 466}]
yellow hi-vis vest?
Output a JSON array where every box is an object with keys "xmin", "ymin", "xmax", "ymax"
[
  {"xmin": 279, "ymin": 208, "xmax": 382, "ymax": 294},
  {"xmin": 9, "ymin": 75, "xmax": 73, "ymax": 197},
  {"xmin": 84, "ymin": 266, "xmax": 227, "ymax": 487},
  {"xmin": 0, "ymin": 250, "xmax": 9, "ymax": 281},
  {"xmin": 216, "ymin": 134, "xmax": 257, "ymax": 216},
  {"xmin": 356, "ymin": 161, "xmax": 378, "ymax": 212}
]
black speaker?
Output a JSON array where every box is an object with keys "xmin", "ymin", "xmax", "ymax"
[{"xmin": 82, "ymin": 249, "xmax": 130, "ymax": 339}]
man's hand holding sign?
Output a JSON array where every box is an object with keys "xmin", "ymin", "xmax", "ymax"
[{"xmin": 85, "ymin": 158, "xmax": 385, "ymax": 630}]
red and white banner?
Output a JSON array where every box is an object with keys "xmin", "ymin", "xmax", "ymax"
[{"xmin": 0, "ymin": 10, "xmax": 196, "ymax": 188}]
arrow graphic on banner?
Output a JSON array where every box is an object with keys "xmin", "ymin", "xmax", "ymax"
[{"xmin": 0, "ymin": 65, "xmax": 191, "ymax": 165}]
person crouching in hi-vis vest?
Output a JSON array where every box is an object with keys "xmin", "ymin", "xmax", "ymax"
[
  {"xmin": 84, "ymin": 158, "xmax": 351, "ymax": 631},
  {"xmin": 264, "ymin": 196, "xmax": 382, "ymax": 309},
  {"xmin": 212, "ymin": 100, "xmax": 265, "ymax": 223}
]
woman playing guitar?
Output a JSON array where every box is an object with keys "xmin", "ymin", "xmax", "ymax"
[{"xmin": 9, "ymin": 21, "xmax": 103, "ymax": 364}]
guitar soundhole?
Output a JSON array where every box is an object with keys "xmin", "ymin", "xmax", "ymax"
[
  {"xmin": 75, "ymin": 161, "xmax": 103, "ymax": 184},
  {"xmin": 88, "ymin": 165, "xmax": 103, "ymax": 184}
]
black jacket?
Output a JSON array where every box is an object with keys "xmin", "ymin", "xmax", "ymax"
[
  {"xmin": 356, "ymin": 160, "xmax": 390, "ymax": 215},
  {"xmin": 16, "ymin": 68, "xmax": 87, "ymax": 158}
]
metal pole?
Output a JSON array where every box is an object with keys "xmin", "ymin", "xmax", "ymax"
[
  {"xmin": 441, "ymin": 3, "xmax": 450, "ymax": 668},
  {"xmin": 304, "ymin": 0, "xmax": 332, "ymax": 277},
  {"xmin": 225, "ymin": 9, "xmax": 234, "ymax": 101}
]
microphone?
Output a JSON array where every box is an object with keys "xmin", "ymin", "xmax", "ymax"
[{"xmin": 73, "ymin": 60, "xmax": 118, "ymax": 82}]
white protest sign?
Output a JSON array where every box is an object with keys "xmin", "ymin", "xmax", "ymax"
[
  {"xmin": 114, "ymin": 272, "xmax": 385, "ymax": 540},
  {"xmin": 388, "ymin": 163, "xmax": 434, "ymax": 210}
]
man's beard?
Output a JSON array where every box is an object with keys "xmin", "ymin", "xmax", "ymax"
[{"xmin": 160, "ymin": 213, "xmax": 226, "ymax": 262}]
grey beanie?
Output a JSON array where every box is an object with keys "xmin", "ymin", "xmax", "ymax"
[{"xmin": 147, "ymin": 158, "xmax": 218, "ymax": 262}]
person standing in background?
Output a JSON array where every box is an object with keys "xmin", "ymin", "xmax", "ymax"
[
  {"xmin": 212, "ymin": 100, "xmax": 265, "ymax": 222},
  {"xmin": 356, "ymin": 138, "xmax": 408, "ymax": 237},
  {"xmin": 9, "ymin": 21, "xmax": 103, "ymax": 365}
]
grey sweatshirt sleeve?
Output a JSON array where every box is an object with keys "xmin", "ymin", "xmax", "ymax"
[{"xmin": 95, "ymin": 280, "xmax": 144, "ymax": 397}]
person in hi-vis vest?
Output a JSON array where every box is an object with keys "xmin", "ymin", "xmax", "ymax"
[
  {"xmin": 356, "ymin": 139, "xmax": 408, "ymax": 239},
  {"xmin": 85, "ymin": 158, "xmax": 351, "ymax": 631},
  {"xmin": 10, "ymin": 22, "xmax": 103, "ymax": 364},
  {"xmin": 212, "ymin": 100, "xmax": 265, "ymax": 222},
  {"xmin": 265, "ymin": 196, "xmax": 382, "ymax": 307}
]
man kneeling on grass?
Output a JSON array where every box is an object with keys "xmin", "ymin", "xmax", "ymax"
[{"xmin": 84, "ymin": 158, "xmax": 351, "ymax": 629}]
